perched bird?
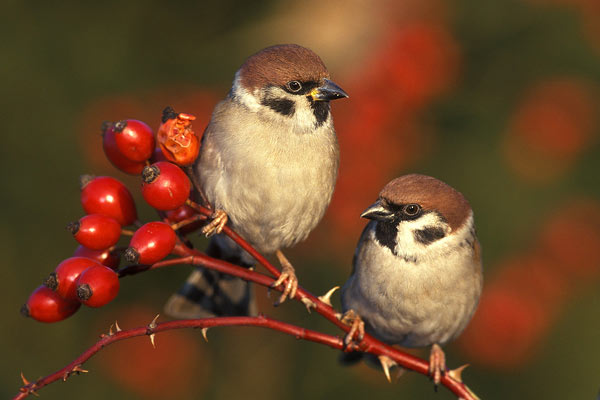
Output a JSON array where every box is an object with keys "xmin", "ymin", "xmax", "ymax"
[
  {"xmin": 341, "ymin": 174, "xmax": 483, "ymax": 384},
  {"xmin": 165, "ymin": 44, "xmax": 348, "ymax": 318}
]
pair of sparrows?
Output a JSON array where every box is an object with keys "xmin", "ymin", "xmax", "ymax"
[{"xmin": 164, "ymin": 44, "xmax": 483, "ymax": 384}]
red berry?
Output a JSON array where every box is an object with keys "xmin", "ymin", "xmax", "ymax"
[
  {"xmin": 81, "ymin": 175, "xmax": 137, "ymax": 226},
  {"xmin": 73, "ymin": 245, "xmax": 120, "ymax": 269},
  {"xmin": 157, "ymin": 107, "xmax": 200, "ymax": 166},
  {"xmin": 102, "ymin": 122, "xmax": 146, "ymax": 174},
  {"xmin": 165, "ymin": 204, "xmax": 203, "ymax": 234},
  {"xmin": 44, "ymin": 257, "xmax": 103, "ymax": 301},
  {"xmin": 21, "ymin": 285, "xmax": 80, "ymax": 323},
  {"xmin": 124, "ymin": 222, "xmax": 176, "ymax": 265},
  {"xmin": 112, "ymin": 119, "xmax": 155, "ymax": 162},
  {"xmin": 76, "ymin": 265, "xmax": 120, "ymax": 307},
  {"xmin": 141, "ymin": 162, "xmax": 191, "ymax": 211},
  {"xmin": 67, "ymin": 214, "xmax": 122, "ymax": 250}
]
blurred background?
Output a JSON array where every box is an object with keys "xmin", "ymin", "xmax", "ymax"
[{"xmin": 2, "ymin": 0, "xmax": 600, "ymax": 398}]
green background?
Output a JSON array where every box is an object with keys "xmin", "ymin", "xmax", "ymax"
[{"xmin": 2, "ymin": 1, "xmax": 600, "ymax": 399}]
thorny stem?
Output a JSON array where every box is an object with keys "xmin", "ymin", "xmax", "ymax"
[
  {"xmin": 15, "ymin": 203, "xmax": 479, "ymax": 400},
  {"xmin": 13, "ymin": 316, "xmax": 343, "ymax": 400}
]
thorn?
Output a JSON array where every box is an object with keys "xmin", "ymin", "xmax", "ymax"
[
  {"xmin": 448, "ymin": 364, "xmax": 469, "ymax": 383},
  {"xmin": 248, "ymin": 265, "xmax": 255, "ymax": 271},
  {"xmin": 20, "ymin": 372, "xmax": 30, "ymax": 386},
  {"xmin": 148, "ymin": 314, "xmax": 159, "ymax": 348},
  {"xmin": 318, "ymin": 286, "xmax": 339, "ymax": 307},
  {"xmin": 300, "ymin": 297, "xmax": 316, "ymax": 313},
  {"xmin": 334, "ymin": 312, "xmax": 342, "ymax": 320},
  {"xmin": 72, "ymin": 365, "xmax": 89, "ymax": 374},
  {"xmin": 201, "ymin": 327, "xmax": 209, "ymax": 342},
  {"xmin": 109, "ymin": 324, "xmax": 114, "ymax": 336},
  {"xmin": 378, "ymin": 355, "xmax": 398, "ymax": 383},
  {"xmin": 149, "ymin": 314, "xmax": 160, "ymax": 328},
  {"xmin": 115, "ymin": 320, "xmax": 122, "ymax": 332}
]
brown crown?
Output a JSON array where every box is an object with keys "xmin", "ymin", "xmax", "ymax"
[
  {"xmin": 238, "ymin": 44, "xmax": 330, "ymax": 92},
  {"xmin": 379, "ymin": 174, "xmax": 472, "ymax": 231}
]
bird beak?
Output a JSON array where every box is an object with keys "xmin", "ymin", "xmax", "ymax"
[
  {"xmin": 361, "ymin": 200, "xmax": 394, "ymax": 221},
  {"xmin": 309, "ymin": 79, "xmax": 349, "ymax": 102}
]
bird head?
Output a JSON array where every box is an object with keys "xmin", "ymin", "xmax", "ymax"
[
  {"xmin": 231, "ymin": 44, "xmax": 348, "ymax": 132},
  {"xmin": 361, "ymin": 174, "xmax": 474, "ymax": 259}
]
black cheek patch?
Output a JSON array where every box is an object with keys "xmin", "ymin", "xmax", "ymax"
[
  {"xmin": 414, "ymin": 226, "xmax": 446, "ymax": 245},
  {"xmin": 310, "ymin": 100, "xmax": 330, "ymax": 126},
  {"xmin": 261, "ymin": 97, "xmax": 295, "ymax": 116}
]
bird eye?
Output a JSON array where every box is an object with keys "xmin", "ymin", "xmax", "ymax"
[
  {"xmin": 403, "ymin": 204, "xmax": 421, "ymax": 216},
  {"xmin": 287, "ymin": 81, "xmax": 302, "ymax": 92}
]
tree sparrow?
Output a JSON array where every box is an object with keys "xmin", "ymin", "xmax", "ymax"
[
  {"xmin": 165, "ymin": 44, "xmax": 348, "ymax": 318},
  {"xmin": 341, "ymin": 174, "xmax": 483, "ymax": 384}
]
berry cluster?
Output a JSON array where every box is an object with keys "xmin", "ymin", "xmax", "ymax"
[{"xmin": 22, "ymin": 107, "xmax": 203, "ymax": 323}]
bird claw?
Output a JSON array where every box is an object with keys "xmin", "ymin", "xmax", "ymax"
[
  {"xmin": 339, "ymin": 309, "xmax": 365, "ymax": 347},
  {"xmin": 272, "ymin": 250, "xmax": 298, "ymax": 305},
  {"xmin": 271, "ymin": 263, "xmax": 298, "ymax": 305},
  {"xmin": 429, "ymin": 343, "xmax": 447, "ymax": 386},
  {"xmin": 201, "ymin": 209, "xmax": 228, "ymax": 237}
]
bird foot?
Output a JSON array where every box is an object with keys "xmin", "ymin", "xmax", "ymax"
[
  {"xmin": 272, "ymin": 250, "xmax": 298, "ymax": 305},
  {"xmin": 339, "ymin": 309, "xmax": 365, "ymax": 347},
  {"xmin": 429, "ymin": 343, "xmax": 447, "ymax": 386},
  {"xmin": 201, "ymin": 209, "xmax": 228, "ymax": 237}
]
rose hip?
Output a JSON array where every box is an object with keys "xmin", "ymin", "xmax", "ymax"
[
  {"xmin": 81, "ymin": 175, "xmax": 137, "ymax": 226},
  {"xmin": 21, "ymin": 285, "xmax": 81, "ymax": 323},
  {"xmin": 112, "ymin": 119, "xmax": 155, "ymax": 162},
  {"xmin": 102, "ymin": 122, "xmax": 146, "ymax": 174},
  {"xmin": 165, "ymin": 204, "xmax": 203, "ymax": 234},
  {"xmin": 157, "ymin": 107, "xmax": 200, "ymax": 166},
  {"xmin": 67, "ymin": 214, "xmax": 122, "ymax": 250},
  {"xmin": 124, "ymin": 221, "xmax": 176, "ymax": 265},
  {"xmin": 44, "ymin": 257, "xmax": 104, "ymax": 301},
  {"xmin": 73, "ymin": 245, "xmax": 120, "ymax": 269},
  {"xmin": 141, "ymin": 162, "xmax": 191, "ymax": 211},
  {"xmin": 76, "ymin": 265, "xmax": 120, "ymax": 307}
]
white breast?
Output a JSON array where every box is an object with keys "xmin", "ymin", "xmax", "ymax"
[
  {"xmin": 342, "ymin": 217, "xmax": 482, "ymax": 347},
  {"xmin": 197, "ymin": 98, "xmax": 339, "ymax": 254}
]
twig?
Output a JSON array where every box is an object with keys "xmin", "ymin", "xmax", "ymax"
[
  {"xmin": 12, "ymin": 315, "xmax": 342, "ymax": 400},
  {"xmin": 115, "ymin": 246, "xmax": 478, "ymax": 399},
  {"xmin": 17, "ymin": 202, "xmax": 479, "ymax": 400}
]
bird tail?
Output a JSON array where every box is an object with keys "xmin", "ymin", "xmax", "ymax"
[{"xmin": 164, "ymin": 234, "xmax": 257, "ymax": 318}]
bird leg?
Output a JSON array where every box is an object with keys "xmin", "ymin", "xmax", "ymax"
[
  {"xmin": 272, "ymin": 250, "xmax": 299, "ymax": 305},
  {"xmin": 339, "ymin": 309, "xmax": 365, "ymax": 347},
  {"xmin": 201, "ymin": 209, "xmax": 228, "ymax": 237},
  {"xmin": 429, "ymin": 343, "xmax": 447, "ymax": 385}
]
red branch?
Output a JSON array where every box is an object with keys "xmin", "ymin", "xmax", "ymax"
[
  {"xmin": 13, "ymin": 315, "xmax": 342, "ymax": 400},
  {"xmin": 16, "ymin": 201, "xmax": 478, "ymax": 399},
  {"xmin": 118, "ymin": 249, "xmax": 477, "ymax": 398}
]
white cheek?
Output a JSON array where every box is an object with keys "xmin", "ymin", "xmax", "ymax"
[{"xmin": 393, "ymin": 213, "xmax": 451, "ymax": 258}]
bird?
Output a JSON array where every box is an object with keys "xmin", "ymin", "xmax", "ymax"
[
  {"xmin": 165, "ymin": 44, "xmax": 348, "ymax": 318},
  {"xmin": 340, "ymin": 174, "xmax": 483, "ymax": 385}
]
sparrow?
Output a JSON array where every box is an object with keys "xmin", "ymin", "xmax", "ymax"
[
  {"xmin": 165, "ymin": 44, "xmax": 348, "ymax": 318},
  {"xmin": 340, "ymin": 174, "xmax": 483, "ymax": 384}
]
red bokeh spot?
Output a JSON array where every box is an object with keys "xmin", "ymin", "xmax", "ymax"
[
  {"xmin": 538, "ymin": 199, "xmax": 600, "ymax": 279},
  {"xmin": 458, "ymin": 285, "xmax": 553, "ymax": 368},
  {"xmin": 503, "ymin": 78, "xmax": 597, "ymax": 182}
]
